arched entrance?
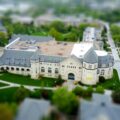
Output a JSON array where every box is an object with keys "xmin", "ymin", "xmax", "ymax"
[{"xmin": 68, "ymin": 73, "xmax": 75, "ymax": 80}]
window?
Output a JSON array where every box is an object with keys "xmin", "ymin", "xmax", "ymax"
[
  {"xmin": 97, "ymin": 69, "xmax": 99, "ymax": 74},
  {"xmin": 6, "ymin": 67, "xmax": 9, "ymax": 70},
  {"xmin": 27, "ymin": 69, "xmax": 30, "ymax": 72},
  {"xmin": 21, "ymin": 68, "xmax": 24, "ymax": 71},
  {"xmin": 16, "ymin": 68, "xmax": 19, "ymax": 71},
  {"xmin": 101, "ymin": 70, "xmax": 105, "ymax": 76},
  {"xmin": 1, "ymin": 67, "xmax": 4, "ymax": 71},
  {"xmin": 11, "ymin": 67, "xmax": 14, "ymax": 70},
  {"xmin": 94, "ymin": 64, "xmax": 97, "ymax": 69},
  {"xmin": 89, "ymin": 65, "xmax": 92, "ymax": 69},
  {"xmin": 41, "ymin": 67, "xmax": 45, "ymax": 72},
  {"xmin": 84, "ymin": 63, "xmax": 86, "ymax": 68},
  {"xmin": 55, "ymin": 68, "xmax": 59, "ymax": 74},
  {"xmin": 48, "ymin": 67, "xmax": 52, "ymax": 73}
]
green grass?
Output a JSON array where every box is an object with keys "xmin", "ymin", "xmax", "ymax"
[
  {"xmin": 0, "ymin": 72, "xmax": 58, "ymax": 87},
  {"xmin": 0, "ymin": 82, "xmax": 8, "ymax": 87},
  {"xmin": 98, "ymin": 69, "xmax": 120, "ymax": 90},
  {"xmin": 0, "ymin": 87, "xmax": 18, "ymax": 103}
]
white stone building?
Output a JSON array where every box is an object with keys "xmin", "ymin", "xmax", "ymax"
[{"xmin": 0, "ymin": 32, "xmax": 114, "ymax": 85}]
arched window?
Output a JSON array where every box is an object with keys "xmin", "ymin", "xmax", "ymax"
[
  {"xmin": 55, "ymin": 68, "xmax": 59, "ymax": 74},
  {"xmin": 27, "ymin": 69, "xmax": 30, "ymax": 72},
  {"xmin": 11, "ymin": 67, "xmax": 14, "ymax": 70},
  {"xmin": 21, "ymin": 68, "xmax": 24, "ymax": 71},
  {"xmin": 101, "ymin": 69, "xmax": 105, "ymax": 76},
  {"xmin": 48, "ymin": 67, "xmax": 52, "ymax": 73},
  {"xmin": 41, "ymin": 67, "xmax": 45, "ymax": 72},
  {"xmin": 68, "ymin": 73, "xmax": 75, "ymax": 80},
  {"xmin": 6, "ymin": 67, "xmax": 9, "ymax": 70},
  {"xmin": 1, "ymin": 67, "xmax": 4, "ymax": 71},
  {"xmin": 16, "ymin": 68, "xmax": 19, "ymax": 71}
]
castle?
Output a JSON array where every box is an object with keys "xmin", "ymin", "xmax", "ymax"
[{"xmin": 0, "ymin": 27, "xmax": 114, "ymax": 85}]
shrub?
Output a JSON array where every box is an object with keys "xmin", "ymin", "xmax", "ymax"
[
  {"xmin": 112, "ymin": 89, "xmax": 120, "ymax": 104},
  {"xmin": 72, "ymin": 86, "xmax": 84, "ymax": 97},
  {"xmin": 95, "ymin": 86, "xmax": 104, "ymax": 94},
  {"xmin": 30, "ymin": 89, "xmax": 42, "ymax": 99},
  {"xmin": 13, "ymin": 86, "xmax": 31, "ymax": 103}
]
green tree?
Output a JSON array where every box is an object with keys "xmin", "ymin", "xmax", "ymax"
[
  {"xmin": 49, "ymin": 21, "xmax": 65, "ymax": 32},
  {"xmin": 73, "ymin": 86, "xmax": 84, "ymax": 97},
  {"xmin": 0, "ymin": 32, "xmax": 8, "ymax": 46},
  {"xmin": 112, "ymin": 88, "xmax": 120, "ymax": 104},
  {"xmin": 0, "ymin": 103, "xmax": 14, "ymax": 120},
  {"xmin": 13, "ymin": 86, "xmax": 30, "ymax": 103},
  {"xmin": 63, "ymin": 32, "xmax": 78, "ymax": 42},
  {"xmin": 52, "ymin": 87, "xmax": 79, "ymax": 115},
  {"xmin": 55, "ymin": 75, "xmax": 64, "ymax": 86},
  {"xmin": 95, "ymin": 86, "xmax": 104, "ymax": 94},
  {"xmin": 49, "ymin": 27, "xmax": 62, "ymax": 40}
]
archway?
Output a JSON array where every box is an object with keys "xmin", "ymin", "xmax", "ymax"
[{"xmin": 68, "ymin": 73, "xmax": 75, "ymax": 80}]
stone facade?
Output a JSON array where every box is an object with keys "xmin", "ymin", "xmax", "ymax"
[{"xmin": 0, "ymin": 28, "xmax": 114, "ymax": 85}]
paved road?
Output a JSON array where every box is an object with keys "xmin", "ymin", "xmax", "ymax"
[
  {"xmin": 0, "ymin": 79, "xmax": 56, "ymax": 91},
  {"xmin": 105, "ymin": 23, "xmax": 120, "ymax": 79}
]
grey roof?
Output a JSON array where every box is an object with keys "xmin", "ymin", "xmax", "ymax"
[
  {"xmin": 16, "ymin": 98, "xmax": 50, "ymax": 120},
  {"xmin": 0, "ymin": 49, "xmax": 35, "ymax": 67},
  {"xmin": 84, "ymin": 48, "xmax": 98, "ymax": 64},
  {"xmin": 31, "ymin": 53, "xmax": 66, "ymax": 63},
  {"xmin": 78, "ymin": 94, "xmax": 120, "ymax": 120},
  {"xmin": 98, "ymin": 54, "xmax": 114, "ymax": 68},
  {"xmin": 9, "ymin": 34, "xmax": 54, "ymax": 43}
]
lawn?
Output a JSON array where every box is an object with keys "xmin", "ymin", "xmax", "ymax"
[
  {"xmin": 0, "ymin": 82, "xmax": 8, "ymax": 87},
  {"xmin": 0, "ymin": 72, "xmax": 59, "ymax": 87},
  {"xmin": 98, "ymin": 69, "xmax": 120, "ymax": 90},
  {"xmin": 0, "ymin": 87, "xmax": 18, "ymax": 103}
]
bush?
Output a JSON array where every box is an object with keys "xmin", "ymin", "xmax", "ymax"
[
  {"xmin": 72, "ymin": 86, "xmax": 84, "ymax": 97},
  {"xmin": 41, "ymin": 89, "xmax": 53, "ymax": 100},
  {"xmin": 95, "ymin": 86, "xmax": 104, "ymax": 94},
  {"xmin": 13, "ymin": 86, "xmax": 31, "ymax": 103},
  {"xmin": 30, "ymin": 89, "xmax": 42, "ymax": 99},
  {"xmin": 55, "ymin": 75, "xmax": 64, "ymax": 86},
  {"xmin": 112, "ymin": 89, "xmax": 120, "ymax": 104},
  {"xmin": 73, "ymin": 86, "xmax": 93, "ymax": 98}
]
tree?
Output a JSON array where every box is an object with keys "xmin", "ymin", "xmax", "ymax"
[
  {"xmin": 0, "ymin": 103, "xmax": 14, "ymax": 120},
  {"xmin": 0, "ymin": 32, "xmax": 8, "ymax": 46},
  {"xmin": 112, "ymin": 89, "xmax": 120, "ymax": 104},
  {"xmin": 73, "ymin": 86, "xmax": 84, "ymax": 97},
  {"xmin": 52, "ymin": 87, "xmax": 79, "ymax": 115},
  {"xmin": 49, "ymin": 28, "xmax": 62, "ymax": 40},
  {"xmin": 49, "ymin": 21, "xmax": 65, "ymax": 33},
  {"xmin": 30, "ymin": 89, "xmax": 42, "ymax": 99},
  {"xmin": 13, "ymin": 86, "xmax": 30, "ymax": 103},
  {"xmin": 73, "ymin": 86, "xmax": 93, "ymax": 98},
  {"xmin": 63, "ymin": 32, "xmax": 78, "ymax": 42},
  {"xmin": 55, "ymin": 75, "xmax": 64, "ymax": 86}
]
